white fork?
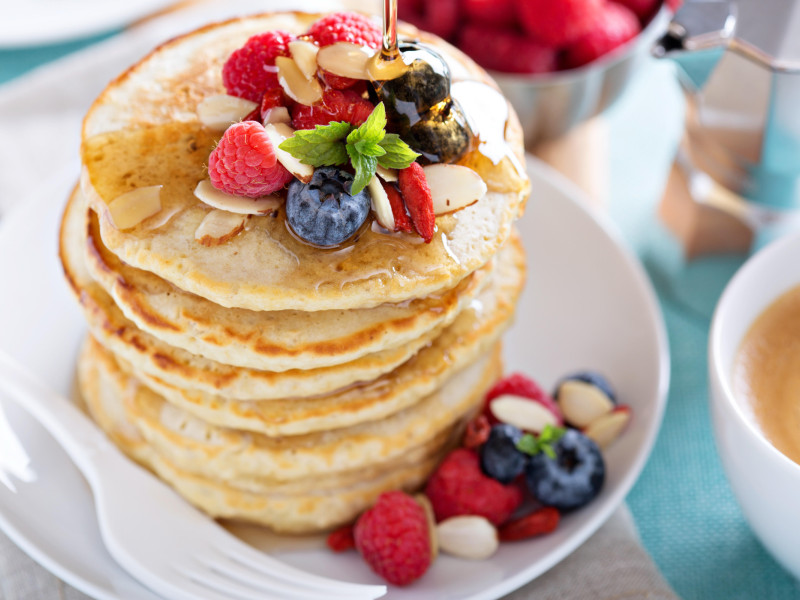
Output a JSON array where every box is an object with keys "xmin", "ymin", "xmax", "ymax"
[{"xmin": 0, "ymin": 351, "xmax": 386, "ymax": 600}]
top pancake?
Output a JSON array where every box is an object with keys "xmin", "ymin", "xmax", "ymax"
[{"xmin": 80, "ymin": 12, "xmax": 529, "ymax": 312}]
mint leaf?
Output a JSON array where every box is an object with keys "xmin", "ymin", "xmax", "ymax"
[
  {"xmin": 348, "ymin": 102, "xmax": 387, "ymax": 146},
  {"xmin": 516, "ymin": 425, "xmax": 566, "ymax": 458},
  {"xmin": 354, "ymin": 139, "xmax": 387, "ymax": 157},
  {"xmin": 377, "ymin": 133, "xmax": 420, "ymax": 169},
  {"xmin": 279, "ymin": 121, "xmax": 351, "ymax": 166},
  {"xmin": 516, "ymin": 434, "xmax": 539, "ymax": 456},
  {"xmin": 347, "ymin": 145, "xmax": 377, "ymax": 195}
]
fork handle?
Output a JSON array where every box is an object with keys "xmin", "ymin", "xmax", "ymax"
[{"xmin": 0, "ymin": 350, "xmax": 113, "ymax": 486}]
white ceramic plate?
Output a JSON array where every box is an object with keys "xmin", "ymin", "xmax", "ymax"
[
  {"xmin": 0, "ymin": 156, "xmax": 669, "ymax": 600},
  {"xmin": 0, "ymin": 0, "xmax": 178, "ymax": 48}
]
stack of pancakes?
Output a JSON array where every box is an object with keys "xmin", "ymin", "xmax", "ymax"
[{"xmin": 60, "ymin": 12, "xmax": 530, "ymax": 533}]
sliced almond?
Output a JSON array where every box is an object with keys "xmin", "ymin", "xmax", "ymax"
[
  {"xmin": 289, "ymin": 40, "xmax": 320, "ymax": 80},
  {"xmin": 263, "ymin": 123, "xmax": 315, "ymax": 184},
  {"xmin": 367, "ymin": 175, "xmax": 395, "ymax": 231},
  {"xmin": 558, "ymin": 381, "xmax": 615, "ymax": 428},
  {"xmin": 423, "ymin": 164, "xmax": 487, "ymax": 215},
  {"xmin": 193, "ymin": 180, "xmax": 281, "ymax": 215},
  {"xmin": 263, "ymin": 106, "xmax": 292, "ymax": 126},
  {"xmin": 316, "ymin": 42, "xmax": 375, "ymax": 80},
  {"xmin": 584, "ymin": 406, "xmax": 632, "ymax": 449},
  {"xmin": 196, "ymin": 94, "xmax": 258, "ymax": 130},
  {"xmin": 195, "ymin": 210, "xmax": 247, "ymax": 246},
  {"xmin": 276, "ymin": 56, "xmax": 322, "ymax": 106},
  {"xmin": 375, "ymin": 165, "xmax": 398, "ymax": 182},
  {"xmin": 107, "ymin": 186, "xmax": 162, "ymax": 230},
  {"xmin": 489, "ymin": 394, "xmax": 559, "ymax": 433},
  {"xmin": 437, "ymin": 516, "xmax": 498, "ymax": 560},
  {"xmin": 414, "ymin": 494, "xmax": 438, "ymax": 561}
]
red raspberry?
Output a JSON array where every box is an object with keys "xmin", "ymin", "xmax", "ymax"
[
  {"xmin": 381, "ymin": 180, "xmax": 414, "ymax": 233},
  {"xmin": 458, "ymin": 25, "xmax": 558, "ymax": 74},
  {"xmin": 463, "ymin": 414, "xmax": 491, "ymax": 449},
  {"xmin": 398, "ymin": 162, "xmax": 435, "ymax": 243},
  {"xmin": 666, "ymin": 0, "xmax": 683, "ymax": 11},
  {"xmin": 498, "ymin": 507, "xmax": 561, "ymax": 541},
  {"xmin": 398, "ymin": 0, "xmax": 460, "ymax": 40},
  {"xmin": 562, "ymin": 3, "xmax": 641, "ymax": 69},
  {"xmin": 291, "ymin": 89, "xmax": 374, "ymax": 130},
  {"xmin": 354, "ymin": 491, "xmax": 431, "ymax": 586},
  {"xmin": 463, "ymin": 0, "xmax": 515, "ymax": 28},
  {"xmin": 222, "ymin": 30, "xmax": 293, "ymax": 102},
  {"xmin": 207, "ymin": 121, "xmax": 293, "ymax": 198},
  {"xmin": 613, "ymin": 0, "xmax": 661, "ymax": 22},
  {"xmin": 425, "ymin": 448, "xmax": 523, "ymax": 526},
  {"xmin": 307, "ymin": 12, "xmax": 381, "ymax": 90},
  {"xmin": 326, "ymin": 524, "xmax": 356, "ymax": 552},
  {"xmin": 484, "ymin": 373, "xmax": 563, "ymax": 426},
  {"xmin": 518, "ymin": 0, "xmax": 604, "ymax": 47}
]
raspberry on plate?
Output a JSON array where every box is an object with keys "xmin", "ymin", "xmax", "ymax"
[
  {"xmin": 398, "ymin": 0, "xmax": 460, "ymax": 41},
  {"xmin": 458, "ymin": 25, "xmax": 558, "ymax": 74},
  {"xmin": 291, "ymin": 89, "xmax": 374, "ymax": 130},
  {"xmin": 562, "ymin": 3, "xmax": 641, "ymax": 69},
  {"xmin": 425, "ymin": 448, "xmax": 523, "ymax": 526},
  {"xmin": 518, "ymin": 0, "xmax": 604, "ymax": 47},
  {"xmin": 307, "ymin": 12, "xmax": 381, "ymax": 89},
  {"xmin": 613, "ymin": 0, "xmax": 661, "ymax": 22},
  {"xmin": 222, "ymin": 30, "xmax": 294, "ymax": 102},
  {"xmin": 463, "ymin": 0, "xmax": 515, "ymax": 28},
  {"xmin": 354, "ymin": 491, "xmax": 432, "ymax": 586},
  {"xmin": 208, "ymin": 121, "xmax": 293, "ymax": 198}
]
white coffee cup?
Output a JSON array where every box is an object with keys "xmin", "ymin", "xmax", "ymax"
[{"xmin": 709, "ymin": 232, "xmax": 800, "ymax": 581}]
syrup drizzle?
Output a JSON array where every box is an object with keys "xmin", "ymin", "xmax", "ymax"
[{"xmin": 367, "ymin": 0, "xmax": 408, "ymax": 81}]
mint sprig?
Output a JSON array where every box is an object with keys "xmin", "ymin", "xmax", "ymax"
[
  {"xmin": 278, "ymin": 103, "xmax": 420, "ymax": 195},
  {"xmin": 516, "ymin": 425, "xmax": 566, "ymax": 460}
]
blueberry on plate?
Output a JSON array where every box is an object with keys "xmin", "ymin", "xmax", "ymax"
[
  {"xmin": 525, "ymin": 429, "xmax": 605, "ymax": 511},
  {"xmin": 480, "ymin": 424, "xmax": 527, "ymax": 484},
  {"xmin": 286, "ymin": 167, "xmax": 370, "ymax": 247}
]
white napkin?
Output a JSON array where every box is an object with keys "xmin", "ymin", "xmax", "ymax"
[{"xmin": 0, "ymin": 2, "xmax": 679, "ymax": 598}]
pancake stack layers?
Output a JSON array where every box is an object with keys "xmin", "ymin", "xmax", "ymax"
[{"xmin": 61, "ymin": 11, "xmax": 531, "ymax": 533}]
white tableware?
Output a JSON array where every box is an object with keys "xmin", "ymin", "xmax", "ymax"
[
  {"xmin": 709, "ymin": 232, "xmax": 800, "ymax": 581},
  {"xmin": 0, "ymin": 156, "xmax": 669, "ymax": 600}
]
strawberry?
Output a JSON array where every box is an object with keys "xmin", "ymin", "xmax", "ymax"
[
  {"xmin": 562, "ymin": 3, "xmax": 641, "ymax": 69},
  {"xmin": 291, "ymin": 89, "xmax": 374, "ymax": 130},
  {"xmin": 398, "ymin": 162, "xmax": 435, "ymax": 243},
  {"xmin": 354, "ymin": 491, "xmax": 432, "ymax": 586},
  {"xmin": 326, "ymin": 524, "xmax": 356, "ymax": 552},
  {"xmin": 517, "ymin": 0, "xmax": 604, "ymax": 47},
  {"xmin": 498, "ymin": 507, "xmax": 561, "ymax": 541},
  {"xmin": 425, "ymin": 448, "xmax": 523, "ymax": 526},
  {"xmin": 458, "ymin": 25, "xmax": 558, "ymax": 74},
  {"xmin": 381, "ymin": 180, "xmax": 414, "ymax": 234}
]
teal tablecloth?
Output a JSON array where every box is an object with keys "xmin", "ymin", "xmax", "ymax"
[{"xmin": 2, "ymin": 28, "xmax": 799, "ymax": 600}]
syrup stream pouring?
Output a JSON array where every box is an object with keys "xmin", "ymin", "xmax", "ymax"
[{"xmin": 0, "ymin": 350, "xmax": 387, "ymax": 600}]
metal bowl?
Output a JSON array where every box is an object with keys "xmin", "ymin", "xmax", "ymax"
[{"xmin": 492, "ymin": 7, "xmax": 671, "ymax": 146}]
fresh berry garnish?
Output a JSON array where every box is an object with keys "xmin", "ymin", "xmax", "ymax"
[
  {"xmin": 458, "ymin": 25, "xmax": 558, "ymax": 75},
  {"xmin": 480, "ymin": 424, "xmax": 527, "ymax": 484},
  {"xmin": 398, "ymin": 162, "xmax": 435, "ymax": 243},
  {"xmin": 354, "ymin": 491, "xmax": 432, "ymax": 586},
  {"xmin": 463, "ymin": 0, "xmax": 516, "ymax": 28},
  {"xmin": 498, "ymin": 507, "xmax": 561, "ymax": 541},
  {"xmin": 222, "ymin": 30, "xmax": 294, "ymax": 102},
  {"xmin": 517, "ymin": 0, "xmax": 604, "ymax": 47},
  {"xmin": 260, "ymin": 88, "xmax": 287, "ymax": 119},
  {"xmin": 554, "ymin": 370, "xmax": 616, "ymax": 428},
  {"xmin": 291, "ymin": 89, "xmax": 375, "ymax": 130},
  {"xmin": 397, "ymin": 0, "xmax": 460, "ymax": 40},
  {"xmin": 562, "ymin": 3, "xmax": 641, "ymax": 69},
  {"xmin": 463, "ymin": 414, "xmax": 491, "ymax": 449},
  {"xmin": 381, "ymin": 180, "xmax": 414, "ymax": 233},
  {"xmin": 425, "ymin": 448, "xmax": 523, "ymax": 526},
  {"xmin": 485, "ymin": 373, "xmax": 563, "ymax": 427},
  {"xmin": 308, "ymin": 12, "xmax": 381, "ymax": 90},
  {"xmin": 327, "ymin": 524, "xmax": 356, "ymax": 552},
  {"xmin": 613, "ymin": 0, "xmax": 661, "ymax": 22},
  {"xmin": 286, "ymin": 166, "xmax": 371, "ymax": 246},
  {"xmin": 207, "ymin": 121, "xmax": 293, "ymax": 198},
  {"xmin": 524, "ymin": 428, "xmax": 605, "ymax": 511}
]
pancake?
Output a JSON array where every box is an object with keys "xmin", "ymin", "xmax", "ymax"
[
  {"xmin": 80, "ymin": 12, "xmax": 529, "ymax": 312},
  {"xmin": 79, "ymin": 336, "xmax": 502, "ymax": 533},
  {"xmin": 75, "ymin": 188, "xmax": 490, "ymax": 371}
]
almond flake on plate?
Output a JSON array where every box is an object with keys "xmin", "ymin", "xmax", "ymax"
[
  {"xmin": 196, "ymin": 94, "xmax": 258, "ymax": 130},
  {"xmin": 423, "ymin": 164, "xmax": 487, "ymax": 215},
  {"xmin": 367, "ymin": 175, "xmax": 395, "ymax": 231},
  {"xmin": 195, "ymin": 210, "xmax": 248, "ymax": 246},
  {"xmin": 316, "ymin": 42, "xmax": 374, "ymax": 80},
  {"xmin": 276, "ymin": 56, "xmax": 322, "ymax": 105},
  {"xmin": 289, "ymin": 40, "xmax": 319, "ymax": 80},
  {"xmin": 263, "ymin": 123, "xmax": 315, "ymax": 183},
  {"xmin": 194, "ymin": 180, "xmax": 281, "ymax": 215},
  {"xmin": 107, "ymin": 185, "xmax": 162, "ymax": 230}
]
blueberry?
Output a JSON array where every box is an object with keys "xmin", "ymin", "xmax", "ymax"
[
  {"xmin": 370, "ymin": 42, "xmax": 451, "ymax": 129},
  {"xmin": 401, "ymin": 99, "xmax": 473, "ymax": 164},
  {"xmin": 480, "ymin": 424, "xmax": 527, "ymax": 484},
  {"xmin": 286, "ymin": 167, "xmax": 370, "ymax": 247},
  {"xmin": 525, "ymin": 429, "xmax": 605, "ymax": 511},
  {"xmin": 553, "ymin": 371, "xmax": 617, "ymax": 405}
]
